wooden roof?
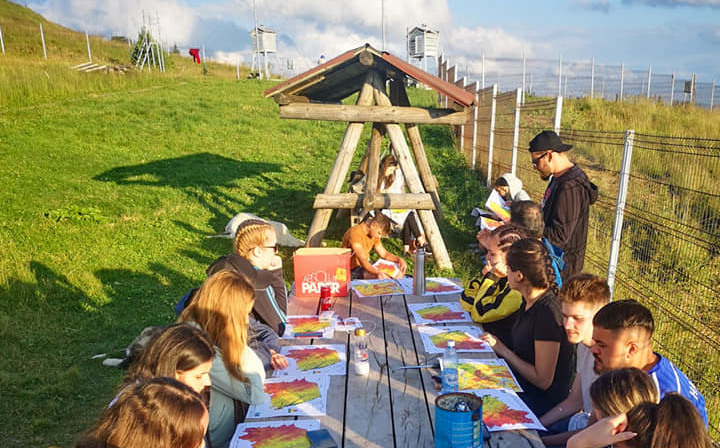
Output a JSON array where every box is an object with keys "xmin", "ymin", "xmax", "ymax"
[{"xmin": 264, "ymin": 44, "xmax": 475, "ymax": 108}]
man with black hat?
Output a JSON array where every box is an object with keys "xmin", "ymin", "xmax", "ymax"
[{"xmin": 529, "ymin": 130, "xmax": 598, "ymax": 280}]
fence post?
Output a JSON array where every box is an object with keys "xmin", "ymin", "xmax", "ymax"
[
  {"xmin": 471, "ymin": 81, "xmax": 479, "ymax": 171},
  {"xmin": 554, "ymin": 96, "xmax": 563, "ymax": 134},
  {"xmin": 607, "ymin": 130, "xmax": 635, "ymax": 298},
  {"xmin": 590, "ymin": 58, "xmax": 595, "ymax": 99},
  {"xmin": 646, "ymin": 66, "xmax": 652, "ymax": 99},
  {"xmin": 619, "ymin": 64, "xmax": 624, "ymax": 101},
  {"xmin": 0, "ymin": 22, "xmax": 5, "ymax": 54},
  {"xmin": 458, "ymin": 76, "xmax": 467, "ymax": 156},
  {"xmin": 40, "ymin": 23, "xmax": 47, "ymax": 59},
  {"xmin": 691, "ymin": 73, "xmax": 696, "ymax": 104},
  {"xmin": 522, "ymin": 54, "xmax": 526, "ymax": 104},
  {"xmin": 711, "ymin": 79, "xmax": 716, "ymax": 111},
  {"xmin": 85, "ymin": 30, "xmax": 92, "ymax": 63},
  {"xmin": 557, "ymin": 56, "xmax": 562, "ymax": 97},
  {"xmin": 670, "ymin": 73, "xmax": 675, "ymax": 106},
  {"xmin": 487, "ymin": 84, "xmax": 498, "ymax": 188},
  {"xmin": 511, "ymin": 88, "xmax": 522, "ymax": 175},
  {"xmin": 481, "ymin": 54, "xmax": 486, "ymax": 90}
]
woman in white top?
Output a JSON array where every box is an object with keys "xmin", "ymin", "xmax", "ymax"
[
  {"xmin": 178, "ymin": 270, "xmax": 266, "ymax": 448},
  {"xmin": 377, "ymin": 154, "xmax": 427, "ymax": 255}
]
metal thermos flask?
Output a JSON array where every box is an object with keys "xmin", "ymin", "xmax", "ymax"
[{"xmin": 413, "ymin": 248, "xmax": 425, "ymax": 296}]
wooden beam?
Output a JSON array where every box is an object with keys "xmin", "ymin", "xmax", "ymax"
[
  {"xmin": 362, "ymin": 124, "xmax": 384, "ymax": 213},
  {"xmin": 305, "ymin": 73, "xmax": 375, "ymax": 247},
  {"xmin": 392, "ymin": 79, "xmax": 445, "ymax": 221},
  {"xmin": 278, "ymin": 103, "xmax": 471, "ymax": 125},
  {"xmin": 371, "ymin": 72, "xmax": 453, "ymax": 271},
  {"xmin": 314, "ymin": 193, "xmax": 435, "ymax": 210}
]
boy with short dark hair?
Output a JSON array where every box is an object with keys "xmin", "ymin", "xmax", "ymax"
[{"xmin": 342, "ymin": 212, "xmax": 407, "ymax": 280}]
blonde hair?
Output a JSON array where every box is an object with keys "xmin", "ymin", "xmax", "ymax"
[
  {"xmin": 590, "ymin": 367, "xmax": 659, "ymax": 417},
  {"xmin": 77, "ymin": 378, "xmax": 206, "ymax": 448},
  {"xmin": 233, "ymin": 219, "xmax": 273, "ymax": 257},
  {"xmin": 178, "ymin": 270, "xmax": 255, "ymax": 381}
]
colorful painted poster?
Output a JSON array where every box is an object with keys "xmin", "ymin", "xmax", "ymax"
[
  {"xmin": 417, "ymin": 325, "xmax": 492, "ymax": 354},
  {"xmin": 423, "ymin": 278, "xmax": 465, "ymax": 295},
  {"xmin": 230, "ymin": 420, "xmax": 322, "ymax": 448},
  {"xmin": 457, "ymin": 358, "xmax": 522, "ymax": 391},
  {"xmin": 283, "ymin": 315, "xmax": 334, "ymax": 339},
  {"xmin": 396, "ymin": 277, "xmax": 464, "ymax": 296},
  {"xmin": 468, "ymin": 389, "xmax": 545, "ymax": 432},
  {"xmin": 273, "ymin": 344, "xmax": 347, "ymax": 377},
  {"xmin": 247, "ymin": 375, "xmax": 330, "ymax": 418},
  {"xmin": 351, "ymin": 279, "xmax": 405, "ymax": 297},
  {"xmin": 373, "ymin": 259, "xmax": 400, "ymax": 278},
  {"xmin": 407, "ymin": 302, "xmax": 472, "ymax": 324}
]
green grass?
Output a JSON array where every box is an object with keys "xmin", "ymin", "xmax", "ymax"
[{"xmin": 0, "ymin": 65, "xmax": 486, "ymax": 447}]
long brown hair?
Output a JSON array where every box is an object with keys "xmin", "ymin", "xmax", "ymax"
[
  {"xmin": 377, "ymin": 154, "xmax": 399, "ymax": 193},
  {"xmin": 506, "ymin": 238, "xmax": 558, "ymax": 295},
  {"xmin": 178, "ymin": 270, "xmax": 255, "ymax": 381},
  {"xmin": 625, "ymin": 393, "xmax": 711, "ymax": 448},
  {"xmin": 77, "ymin": 378, "xmax": 206, "ymax": 448},
  {"xmin": 123, "ymin": 323, "xmax": 214, "ymax": 387}
]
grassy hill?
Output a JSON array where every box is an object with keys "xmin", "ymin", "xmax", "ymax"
[{"xmin": 1, "ymin": 1, "xmax": 719, "ymax": 446}]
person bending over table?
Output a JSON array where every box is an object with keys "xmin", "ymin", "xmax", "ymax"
[
  {"xmin": 342, "ymin": 212, "xmax": 407, "ymax": 280},
  {"xmin": 481, "ymin": 238, "xmax": 573, "ymax": 416}
]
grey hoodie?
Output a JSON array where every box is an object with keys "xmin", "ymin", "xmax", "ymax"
[{"xmin": 500, "ymin": 173, "xmax": 531, "ymax": 202}]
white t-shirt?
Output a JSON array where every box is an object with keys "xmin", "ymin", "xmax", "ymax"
[{"xmin": 568, "ymin": 343, "xmax": 599, "ymax": 430}]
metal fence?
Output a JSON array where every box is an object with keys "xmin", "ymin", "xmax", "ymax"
[
  {"xmin": 438, "ymin": 61, "xmax": 720, "ymax": 440},
  {"xmin": 441, "ymin": 54, "xmax": 717, "ymax": 110}
]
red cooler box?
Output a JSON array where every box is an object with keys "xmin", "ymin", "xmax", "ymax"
[{"xmin": 293, "ymin": 248, "xmax": 351, "ymax": 298}]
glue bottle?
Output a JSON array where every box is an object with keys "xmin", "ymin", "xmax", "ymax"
[
  {"xmin": 441, "ymin": 340, "xmax": 459, "ymax": 394},
  {"xmin": 413, "ymin": 247, "xmax": 425, "ymax": 296},
  {"xmin": 353, "ymin": 328, "xmax": 370, "ymax": 376}
]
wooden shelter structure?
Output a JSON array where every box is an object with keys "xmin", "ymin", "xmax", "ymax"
[{"xmin": 264, "ymin": 44, "xmax": 475, "ymax": 270}]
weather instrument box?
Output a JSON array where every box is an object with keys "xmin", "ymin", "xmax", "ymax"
[{"xmin": 293, "ymin": 248, "xmax": 351, "ymax": 298}]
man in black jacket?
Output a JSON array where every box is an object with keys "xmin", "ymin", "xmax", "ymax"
[{"xmin": 529, "ymin": 130, "xmax": 598, "ymax": 281}]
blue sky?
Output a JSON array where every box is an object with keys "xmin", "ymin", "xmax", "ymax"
[{"xmin": 27, "ymin": 0, "xmax": 720, "ymax": 80}]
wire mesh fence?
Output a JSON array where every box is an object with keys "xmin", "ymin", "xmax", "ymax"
[
  {"xmin": 438, "ymin": 58, "xmax": 720, "ymax": 439},
  {"xmin": 442, "ymin": 54, "xmax": 716, "ymax": 109}
]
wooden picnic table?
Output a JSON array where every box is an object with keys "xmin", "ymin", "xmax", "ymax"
[{"xmin": 251, "ymin": 283, "xmax": 546, "ymax": 448}]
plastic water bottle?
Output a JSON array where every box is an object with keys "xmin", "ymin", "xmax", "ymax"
[
  {"xmin": 441, "ymin": 340, "xmax": 459, "ymax": 394},
  {"xmin": 353, "ymin": 328, "xmax": 370, "ymax": 376},
  {"xmin": 413, "ymin": 247, "xmax": 425, "ymax": 296}
]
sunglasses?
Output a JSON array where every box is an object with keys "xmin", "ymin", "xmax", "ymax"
[
  {"xmin": 531, "ymin": 152, "xmax": 550, "ymax": 168},
  {"xmin": 263, "ymin": 244, "xmax": 279, "ymax": 253}
]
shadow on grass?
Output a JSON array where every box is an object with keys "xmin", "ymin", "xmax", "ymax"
[{"xmin": 93, "ymin": 152, "xmax": 316, "ymax": 242}]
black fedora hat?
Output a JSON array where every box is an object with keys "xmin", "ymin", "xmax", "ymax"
[{"xmin": 529, "ymin": 130, "xmax": 573, "ymax": 153}]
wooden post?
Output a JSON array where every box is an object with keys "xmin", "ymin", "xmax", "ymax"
[
  {"xmin": 362, "ymin": 124, "xmax": 384, "ymax": 214},
  {"xmin": 393, "ymin": 79, "xmax": 446, "ymax": 221},
  {"xmin": 40, "ymin": 23, "xmax": 47, "ymax": 59},
  {"xmin": 372, "ymin": 72, "xmax": 453, "ymax": 270},
  {"xmin": 305, "ymin": 73, "xmax": 375, "ymax": 247}
]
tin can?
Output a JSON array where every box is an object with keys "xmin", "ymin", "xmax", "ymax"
[
  {"xmin": 434, "ymin": 393, "xmax": 483, "ymax": 448},
  {"xmin": 320, "ymin": 285, "xmax": 332, "ymax": 311}
]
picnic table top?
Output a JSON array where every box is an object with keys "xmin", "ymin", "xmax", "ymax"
[{"xmin": 241, "ymin": 280, "xmax": 546, "ymax": 448}]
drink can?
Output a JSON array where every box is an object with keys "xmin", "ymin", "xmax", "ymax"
[{"xmin": 320, "ymin": 285, "xmax": 332, "ymax": 311}]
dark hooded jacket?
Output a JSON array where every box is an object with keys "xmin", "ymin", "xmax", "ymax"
[
  {"xmin": 542, "ymin": 164, "xmax": 598, "ymax": 280},
  {"xmin": 206, "ymin": 254, "xmax": 288, "ymax": 336}
]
